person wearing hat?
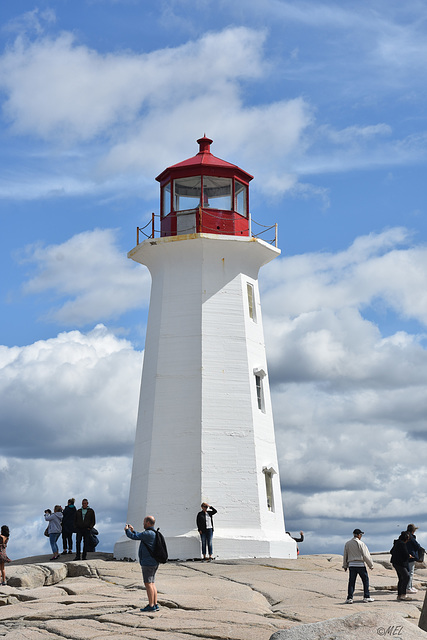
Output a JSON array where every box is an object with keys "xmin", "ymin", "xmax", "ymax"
[
  {"xmin": 406, "ymin": 524, "xmax": 421, "ymax": 594},
  {"xmin": 342, "ymin": 528, "xmax": 374, "ymax": 604}
]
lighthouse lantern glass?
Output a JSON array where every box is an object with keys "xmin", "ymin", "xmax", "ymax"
[
  {"xmin": 202, "ymin": 176, "xmax": 232, "ymax": 210},
  {"xmin": 235, "ymin": 180, "xmax": 247, "ymax": 217},
  {"xmin": 162, "ymin": 182, "xmax": 171, "ymax": 218},
  {"xmin": 174, "ymin": 176, "xmax": 201, "ymax": 211}
]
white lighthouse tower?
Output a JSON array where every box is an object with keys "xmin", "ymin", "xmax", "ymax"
[{"xmin": 114, "ymin": 137, "xmax": 296, "ymax": 560}]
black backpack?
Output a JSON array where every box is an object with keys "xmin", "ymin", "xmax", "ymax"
[{"xmin": 143, "ymin": 528, "xmax": 168, "ymax": 564}]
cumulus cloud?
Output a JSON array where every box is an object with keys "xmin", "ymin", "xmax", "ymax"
[
  {"xmin": 0, "ymin": 324, "xmax": 142, "ymax": 559},
  {"xmin": 0, "ymin": 324, "xmax": 141, "ymax": 459},
  {"xmin": 262, "ymin": 227, "xmax": 427, "ymax": 323},
  {"xmin": 19, "ymin": 228, "xmax": 151, "ymax": 325},
  {"xmin": 260, "ymin": 228, "xmax": 427, "ymax": 552},
  {"xmin": 0, "ymin": 454, "xmax": 132, "ymax": 559},
  {"xmin": 0, "ymin": 24, "xmax": 318, "ymax": 199},
  {"xmin": 0, "ymin": 27, "xmax": 269, "ymax": 145},
  {"xmin": 1, "ymin": 14, "xmax": 426, "ymax": 203}
]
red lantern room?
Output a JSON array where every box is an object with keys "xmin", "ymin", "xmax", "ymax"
[{"xmin": 156, "ymin": 136, "xmax": 253, "ymax": 237}]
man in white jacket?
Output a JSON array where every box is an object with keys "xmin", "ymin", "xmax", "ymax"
[{"xmin": 342, "ymin": 528, "xmax": 374, "ymax": 604}]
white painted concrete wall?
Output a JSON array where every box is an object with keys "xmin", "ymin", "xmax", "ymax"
[{"xmin": 114, "ymin": 234, "xmax": 296, "ymax": 560}]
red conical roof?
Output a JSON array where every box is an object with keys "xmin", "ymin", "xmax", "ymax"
[{"xmin": 156, "ymin": 136, "xmax": 253, "ymax": 184}]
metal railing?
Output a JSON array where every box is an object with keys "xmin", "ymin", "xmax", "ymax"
[{"xmin": 137, "ymin": 209, "xmax": 278, "ymax": 247}]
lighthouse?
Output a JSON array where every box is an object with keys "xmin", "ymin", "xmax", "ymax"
[{"xmin": 114, "ymin": 137, "xmax": 296, "ymax": 560}]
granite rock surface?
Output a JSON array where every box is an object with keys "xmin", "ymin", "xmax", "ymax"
[{"xmin": 0, "ymin": 552, "xmax": 425, "ymax": 640}]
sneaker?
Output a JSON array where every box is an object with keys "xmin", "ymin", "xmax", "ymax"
[
  {"xmin": 140, "ymin": 605, "xmax": 156, "ymax": 612},
  {"xmin": 363, "ymin": 597, "xmax": 374, "ymax": 602},
  {"xmin": 397, "ymin": 595, "xmax": 412, "ymax": 601},
  {"xmin": 345, "ymin": 598, "xmax": 353, "ymax": 604},
  {"xmin": 407, "ymin": 587, "xmax": 417, "ymax": 593},
  {"xmin": 154, "ymin": 604, "xmax": 160, "ymax": 611}
]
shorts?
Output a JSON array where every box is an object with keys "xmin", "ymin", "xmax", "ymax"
[{"xmin": 141, "ymin": 564, "xmax": 158, "ymax": 583}]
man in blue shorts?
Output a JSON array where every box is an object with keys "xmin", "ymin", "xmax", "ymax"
[{"xmin": 125, "ymin": 516, "xmax": 159, "ymax": 612}]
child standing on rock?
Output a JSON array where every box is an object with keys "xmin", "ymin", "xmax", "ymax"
[{"xmin": 0, "ymin": 525, "xmax": 10, "ymax": 585}]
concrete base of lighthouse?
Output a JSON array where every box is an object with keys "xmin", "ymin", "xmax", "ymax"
[{"xmin": 114, "ymin": 529, "xmax": 296, "ymax": 561}]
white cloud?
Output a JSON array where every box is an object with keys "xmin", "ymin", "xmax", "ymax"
[
  {"xmin": 255, "ymin": 0, "xmax": 427, "ymax": 74},
  {"xmin": 260, "ymin": 228, "xmax": 427, "ymax": 552},
  {"xmin": 0, "ymin": 324, "xmax": 142, "ymax": 459},
  {"xmin": 1, "ymin": 454, "xmax": 132, "ymax": 560},
  {"xmin": 1, "ymin": 16, "xmax": 426, "ymax": 203},
  {"xmin": 0, "ymin": 27, "xmax": 267, "ymax": 143},
  {"xmin": 262, "ymin": 227, "xmax": 427, "ymax": 323},
  {"xmin": 20, "ymin": 228, "xmax": 151, "ymax": 325},
  {"xmin": 0, "ymin": 25, "xmax": 315, "ymax": 198},
  {"xmin": 0, "ymin": 324, "xmax": 142, "ymax": 558}
]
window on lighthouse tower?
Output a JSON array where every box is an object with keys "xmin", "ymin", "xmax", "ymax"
[
  {"xmin": 247, "ymin": 282, "xmax": 256, "ymax": 322},
  {"xmin": 255, "ymin": 373, "xmax": 265, "ymax": 412},
  {"xmin": 263, "ymin": 467, "xmax": 276, "ymax": 512}
]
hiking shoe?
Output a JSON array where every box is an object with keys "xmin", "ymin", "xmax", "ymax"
[
  {"xmin": 397, "ymin": 595, "xmax": 412, "ymax": 601},
  {"xmin": 363, "ymin": 597, "xmax": 374, "ymax": 602},
  {"xmin": 140, "ymin": 605, "xmax": 156, "ymax": 612},
  {"xmin": 345, "ymin": 598, "xmax": 353, "ymax": 604}
]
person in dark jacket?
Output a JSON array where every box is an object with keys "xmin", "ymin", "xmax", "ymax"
[
  {"xmin": 74, "ymin": 498, "xmax": 96, "ymax": 561},
  {"xmin": 61, "ymin": 498, "xmax": 76, "ymax": 554},
  {"xmin": 391, "ymin": 531, "xmax": 415, "ymax": 601},
  {"xmin": 196, "ymin": 503, "xmax": 217, "ymax": 561},
  {"xmin": 406, "ymin": 524, "xmax": 421, "ymax": 594}
]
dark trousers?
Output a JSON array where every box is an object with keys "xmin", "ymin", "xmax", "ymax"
[
  {"xmin": 200, "ymin": 529, "xmax": 213, "ymax": 556},
  {"xmin": 62, "ymin": 530, "xmax": 73, "ymax": 552},
  {"xmin": 347, "ymin": 566, "xmax": 370, "ymax": 599},
  {"xmin": 75, "ymin": 529, "xmax": 90, "ymax": 558},
  {"xmin": 393, "ymin": 564, "xmax": 410, "ymax": 596}
]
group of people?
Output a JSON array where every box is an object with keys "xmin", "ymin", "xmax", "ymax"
[
  {"xmin": 3, "ymin": 503, "xmax": 425, "ymax": 611},
  {"xmin": 343, "ymin": 524, "xmax": 424, "ymax": 603},
  {"xmin": 44, "ymin": 498, "xmax": 96, "ymax": 561}
]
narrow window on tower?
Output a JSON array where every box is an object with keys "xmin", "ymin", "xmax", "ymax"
[
  {"xmin": 247, "ymin": 282, "xmax": 256, "ymax": 322},
  {"xmin": 263, "ymin": 467, "xmax": 276, "ymax": 512},
  {"xmin": 255, "ymin": 373, "xmax": 265, "ymax": 412}
]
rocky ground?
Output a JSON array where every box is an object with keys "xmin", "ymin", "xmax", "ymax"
[{"xmin": 0, "ymin": 552, "xmax": 426, "ymax": 639}]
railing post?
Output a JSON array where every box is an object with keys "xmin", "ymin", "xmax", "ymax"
[
  {"xmin": 137, "ymin": 227, "xmax": 139, "ymax": 245},
  {"xmin": 249, "ymin": 212, "xmax": 252, "ymax": 237},
  {"xmin": 152, "ymin": 213, "xmax": 155, "ymax": 239},
  {"xmin": 275, "ymin": 223, "xmax": 278, "ymax": 247}
]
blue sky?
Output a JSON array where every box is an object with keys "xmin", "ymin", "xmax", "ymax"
[{"xmin": 1, "ymin": 0, "xmax": 427, "ymax": 559}]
